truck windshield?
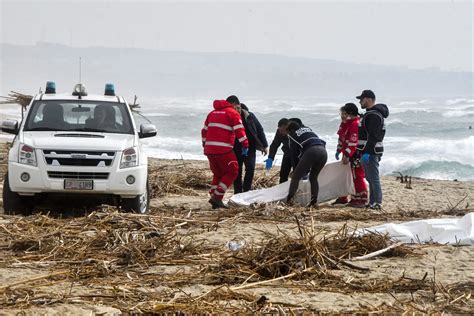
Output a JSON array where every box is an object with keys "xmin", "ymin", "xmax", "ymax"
[{"xmin": 24, "ymin": 100, "xmax": 134, "ymax": 134}]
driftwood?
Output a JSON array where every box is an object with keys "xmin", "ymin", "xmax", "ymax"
[{"xmin": 351, "ymin": 242, "xmax": 404, "ymax": 261}]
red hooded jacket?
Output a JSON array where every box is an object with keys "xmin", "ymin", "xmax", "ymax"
[
  {"xmin": 202, "ymin": 100, "xmax": 249, "ymax": 155},
  {"xmin": 336, "ymin": 117, "xmax": 359, "ymax": 158}
]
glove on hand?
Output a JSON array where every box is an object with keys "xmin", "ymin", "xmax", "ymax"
[
  {"xmin": 241, "ymin": 147, "xmax": 249, "ymax": 157},
  {"xmin": 264, "ymin": 158, "xmax": 273, "ymax": 170},
  {"xmin": 361, "ymin": 153, "xmax": 370, "ymax": 163},
  {"xmin": 335, "ymin": 152, "xmax": 340, "ymax": 160}
]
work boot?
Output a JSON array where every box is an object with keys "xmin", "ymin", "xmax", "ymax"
[
  {"xmin": 208, "ymin": 197, "xmax": 229, "ymax": 209},
  {"xmin": 369, "ymin": 203, "xmax": 382, "ymax": 210},
  {"xmin": 347, "ymin": 200, "xmax": 366, "ymax": 208},
  {"xmin": 307, "ymin": 198, "xmax": 319, "ymax": 209},
  {"xmin": 332, "ymin": 197, "xmax": 349, "ymax": 205}
]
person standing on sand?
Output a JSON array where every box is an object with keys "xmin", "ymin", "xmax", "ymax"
[
  {"xmin": 333, "ymin": 103, "xmax": 368, "ymax": 208},
  {"xmin": 266, "ymin": 118, "xmax": 292, "ymax": 183},
  {"xmin": 232, "ymin": 101, "xmax": 269, "ymax": 193},
  {"xmin": 356, "ymin": 90, "xmax": 389, "ymax": 210},
  {"xmin": 201, "ymin": 99, "xmax": 249, "ymax": 209},
  {"xmin": 283, "ymin": 121, "xmax": 327, "ymax": 208}
]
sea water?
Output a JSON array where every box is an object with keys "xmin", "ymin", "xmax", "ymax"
[{"xmin": 1, "ymin": 96, "xmax": 473, "ymax": 181}]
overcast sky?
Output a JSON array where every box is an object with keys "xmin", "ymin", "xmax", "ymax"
[{"xmin": 0, "ymin": 0, "xmax": 472, "ymax": 71}]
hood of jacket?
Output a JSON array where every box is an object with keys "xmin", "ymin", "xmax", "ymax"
[
  {"xmin": 344, "ymin": 116, "xmax": 359, "ymax": 125},
  {"xmin": 213, "ymin": 100, "xmax": 233, "ymax": 110},
  {"xmin": 370, "ymin": 103, "xmax": 389, "ymax": 118}
]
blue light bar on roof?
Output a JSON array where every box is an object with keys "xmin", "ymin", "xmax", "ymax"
[
  {"xmin": 45, "ymin": 81, "xmax": 56, "ymax": 94},
  {"xmin": 104, "ymin": 83, "xmax": 115, "ymax": 96}
]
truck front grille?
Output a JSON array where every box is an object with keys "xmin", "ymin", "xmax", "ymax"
[
  {"xmin": 43, "ymin": 150, "xmax": 115, "ymax": 167},
  {"xmin": 48, "ymin": 171, "xmax": 110, "ymax": 179}
]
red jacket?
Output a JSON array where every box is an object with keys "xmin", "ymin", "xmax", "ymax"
[
  {"xmin": 336, "ymin": 117, "xmax": 359, "ymax": 158},
  {"xmin": 202, "ymin": 100, "xmax": 249, "ymax": 155}
]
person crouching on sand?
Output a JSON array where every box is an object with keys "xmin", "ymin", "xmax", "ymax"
[
  {"xmin": 333, "ymin": 103, "xmax": 368, "ymax": 207},
  {"xmin": 283, "ymin": 121, "xmax": 327, "ymax": 208},
  {"xmin": 201, "ymin": 99, "xmax": 249, "ymax": 209}
]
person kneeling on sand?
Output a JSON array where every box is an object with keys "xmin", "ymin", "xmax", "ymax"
[
  {"xmin": 333, "ymin": 103, "xmax": 368, "ymax": 207},
  {"xmin": 201, "ymin": 99, "xmax": 249, "ymax": 209},
  {"xmin": 283, "ymin": 121, "xmax": 328, "ymax": 207}
]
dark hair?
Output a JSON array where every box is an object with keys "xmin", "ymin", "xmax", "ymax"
[
  {"xmin": 278, "ymin": 118, "xmax": 288, "ymax": 127},
  {"xmin": 288, "ymin": 117, "xmax": 303, "ymax": 125},
  {"xmin": 240, "ymin": 103, "xmax": 249, "ymax": 111},
  {"xmin": 286, "ymin": 120, "xmax": 301, "ymax": 132},
  {"xmin": 226, "ymin": 95, "xmax": 240, "ymax": 105},
  {"xmin": 340, "ymin": 103, "xmax": 359, "ymax": 116}
]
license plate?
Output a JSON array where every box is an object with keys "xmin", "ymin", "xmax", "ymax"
[{"xmin": 64, "ymin": 179, "xmax": 93, "ymax": 190}]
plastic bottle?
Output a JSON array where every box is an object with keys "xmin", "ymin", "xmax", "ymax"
[{"xmin": 226, "ymin": 240, "xmax": 244, "ymax": 251}]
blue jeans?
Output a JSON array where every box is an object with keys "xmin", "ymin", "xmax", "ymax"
[{"xmin": 362, "ymin": 154, "xmax": 382, "ymax": 205}]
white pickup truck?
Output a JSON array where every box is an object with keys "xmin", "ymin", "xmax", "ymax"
[{"xmin": 1, "ymin": 82, "xmax": 157, "ymax": 215}]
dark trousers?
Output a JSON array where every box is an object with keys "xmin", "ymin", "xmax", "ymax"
[
  {"xmin": 287, "ymin": 145, "xmax": 328, "ymax": 202},
  {"xmin": 279, "ymin": 153, "xmax": 292, "ymax": 183},
  {"xmin": 233, "ymin": 149, "xmax": 256, "ymax": 194}
]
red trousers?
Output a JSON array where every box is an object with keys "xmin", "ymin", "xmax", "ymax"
[
  {"xmin": 338, "ymin": 164, "xmax": 368, "ymax": 204},
  {"xmin": 353, "ymin": 164, "xmax": 367, "ymax": 193},
  {"xmin": 207, "ymin": 151, "xmax": 239, "ymax": 201}
]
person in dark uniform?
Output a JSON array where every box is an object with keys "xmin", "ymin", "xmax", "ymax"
[
  {"xmin": 231, "ymin": 99, "xmax": 268, "ymax": 193},
  {"xmin": 356, "ymin": 90, "xmax": 389, "ymax": 210},
  {"xmin": 266, "ymin": 118, "xmax": 292, "ymax": 183},
  {"xmin": 266, "ymin": 118, "xmax": 305, "ymax": 183},
  {"xmin": 283, "ymin": 121, "xmax": 327, "ymax": 207}
]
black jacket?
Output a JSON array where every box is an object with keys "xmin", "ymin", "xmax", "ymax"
[
  {"xmin": 268, "ymin": 129, "xmax": 289, "ymax": 160},
  {"xmin": 234, "ymin": 109, "xmax": 268, "ymax": 152},
  {"xmin": 357, "ymin": 104, "xmax": 389, "ymax": 155},
  {"xmin": 287, "ymin": 126, "xmax": 326, "ymax": 168}
]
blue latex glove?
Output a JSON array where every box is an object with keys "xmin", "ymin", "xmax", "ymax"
[
  {"xmin": 335, "ymin": 152, "xmax": 340, "ymax": 160},
  {"xmin": 265, "ymin": 158, "xmax": 273, "ymax": 170},
  {"xmin": 241, "ymin": 147, "xmax": 249, "ymax": 157},
  {"xmin": 361, "ymin": 153, "xmax": 370, "ymax": 163}
]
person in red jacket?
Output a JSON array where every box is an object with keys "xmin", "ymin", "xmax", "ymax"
[
  {"xmin": 201, "ymin": 98, "xmax": 249, "ymax": 209},
  {"xmin": 334, "ymin": 103, "xmax": 368, "ymax": 207}
]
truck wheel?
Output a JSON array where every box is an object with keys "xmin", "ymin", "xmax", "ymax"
[
  {"xmin": 2, "ymin": 174, "xmax": 33, "ymax": 216},
  {"xmin": 121, "ymin": 181, "xmax": 150, "ymax": 214}
]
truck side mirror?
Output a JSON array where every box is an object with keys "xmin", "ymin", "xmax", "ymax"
[
  {"xmin": 139, "ymin": 123, "xmax": 157, "ymax": 139},
  {"xmin": 2, "ymin": 119, "xmax": 19, "ymax": 135}
]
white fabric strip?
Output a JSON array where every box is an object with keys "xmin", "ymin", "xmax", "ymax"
[
  {"xmin": 208, "ymin": 122, "xmax": 233, "ymax": 131},
  {"xmin": 205, "ymin": 141, "xmax": 233, "ymax": 148}
]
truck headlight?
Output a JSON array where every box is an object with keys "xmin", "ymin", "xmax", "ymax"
[
  {"xmin": 120, "ymin": 147, "xmax": 138, "ymax": 168},
  {"xmin": 19, "ymin": 144, "xmax": 37, "ymax": 166}
]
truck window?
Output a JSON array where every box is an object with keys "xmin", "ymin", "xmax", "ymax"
[{"xmin": 24, "ymin": 100, "xmax": 134, "ymax": 134}]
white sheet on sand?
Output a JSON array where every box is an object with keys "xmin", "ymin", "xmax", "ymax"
[
  {"xmin": 360, "ymin": 213, "xmax": 474, "ymax": 245},
  {"xmin": 229, "ymin": 161, "xmax": 355, "ymax": 206}
]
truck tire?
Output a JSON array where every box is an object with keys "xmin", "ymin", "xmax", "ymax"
[
  {"xmin": 121, "ymin": 181, "xmax": 150, "ymax": 214},
  {"xmin": 2, "ymin": 174, "xmax": 33, "ymax": 216}
]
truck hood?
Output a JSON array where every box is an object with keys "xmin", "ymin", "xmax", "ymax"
[{"xmin": 22, "ymin": 132, "xmax": 136, "ymax": 151}]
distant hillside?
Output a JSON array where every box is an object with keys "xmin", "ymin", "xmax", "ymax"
[{"xmin": 0, "ymin": 42, "xmax": 472, "ymax": 98}]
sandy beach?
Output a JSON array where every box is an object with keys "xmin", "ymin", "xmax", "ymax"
[{"xmin": 0, "ymin": 141, "xmax": 473, "ymax": 314}]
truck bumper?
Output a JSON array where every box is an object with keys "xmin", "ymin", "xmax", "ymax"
[{"xmin": 8, "ymin": 161, "xmax": 147, "ymax": 197}]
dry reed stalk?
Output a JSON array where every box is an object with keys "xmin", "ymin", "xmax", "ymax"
[{"xmin": 0, "ymin": 91, "xmax": 33, "ymax": 109}]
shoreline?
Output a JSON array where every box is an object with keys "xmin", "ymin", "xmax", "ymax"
[{"xmin": 1, "ymin": 137, "xmax": 470, "ymax": 183}]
